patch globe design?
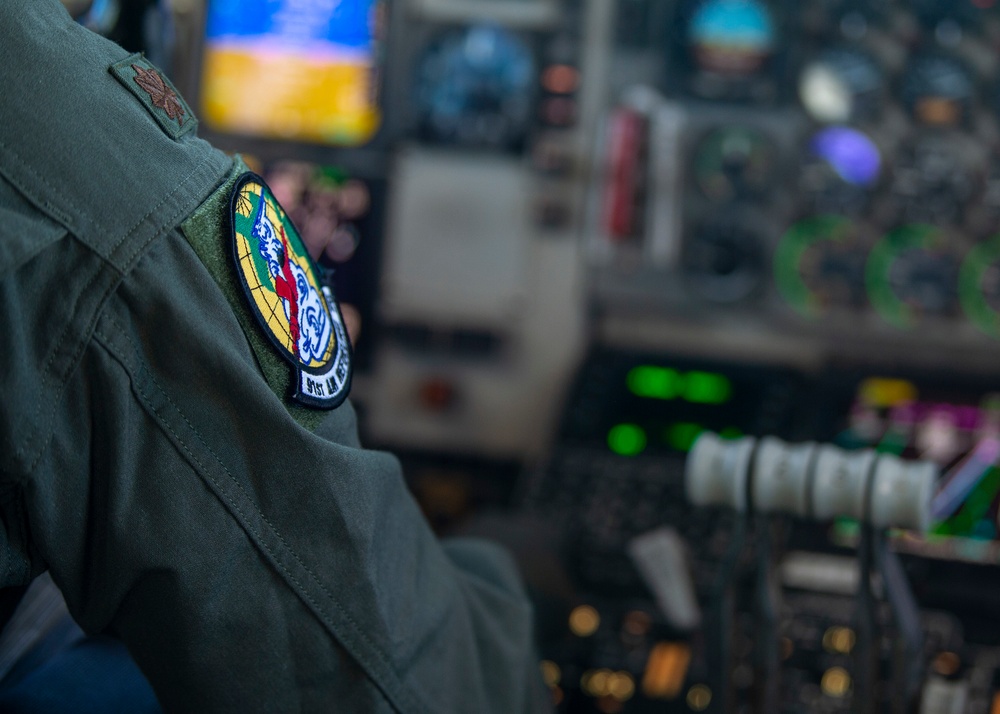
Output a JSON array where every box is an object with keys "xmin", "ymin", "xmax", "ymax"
[{"xmin": 230, "ymin": 172, "xmax": 352, "ymax": 409}]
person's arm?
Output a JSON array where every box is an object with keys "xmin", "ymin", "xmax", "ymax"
[
  {"xmin": 39, "ymin": 228, "xmax": 544, "ymax": 712},
  {"xmin": 0, "ymin": 1, "xmax": 549, "ymax": 711}
]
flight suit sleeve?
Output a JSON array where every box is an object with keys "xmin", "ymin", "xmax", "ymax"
[
  {"xmin": 0, "ymin": 1, "xmax": 550, "ymax": 710},
  {"xmin": 21, "ymin": 218, "xmax": 550, "ymax": 713}
]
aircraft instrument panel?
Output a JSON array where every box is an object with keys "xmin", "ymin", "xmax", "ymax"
[{"xmin": 591, "ymin": 0, "xmax": 1000, "ymax": 363}]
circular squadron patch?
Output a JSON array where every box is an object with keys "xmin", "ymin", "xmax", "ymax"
[{"xmin": 230, "ymin": 173, "xmax": 352, "ymax": 409}]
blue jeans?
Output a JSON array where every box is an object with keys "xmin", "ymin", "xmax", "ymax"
[{"xmin": 0, "ymin": 615, "xmax": 161, "ymax": 714}]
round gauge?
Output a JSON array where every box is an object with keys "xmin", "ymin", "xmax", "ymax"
[
  {"xmin": 687, "ymin": 0, "xmax": 777, "ymax": 77},
  {"xmin": 414, "ymin": 25, "xmax": 536, "ymax": 149},
  {"xmin": 866, "ymin": 224, "xmax": 962, "ymax": 329},
  {"xmin": 889, "ymin": 136, "xmax": 976, "ymax": 226},
  {"xmin": 799, "ymin": 47, "xmax": 883, "ymax": 123},
  {"xmin": 901, "ymin": 54, "xmax": 974, "ymax": 127},
  {"xmin": 801, "ymin": 127, "xmax": 881, "ymax": 215},
  {"xmin": 775, "ymin": 216, "xmax": 870, "ymax": 317},
  {"xmin": 693, "ymin": 126, "xmax": 777, "ymax": 202},
  {"xmin": 682, "ymin": 219, "xmax": 765, "ymax": 303},
  {"xmin": 959, "ymin": 236, "xmax": 1000, "ymax": 338}
]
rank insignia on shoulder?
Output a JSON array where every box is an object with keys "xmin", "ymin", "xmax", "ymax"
[
  {"xmin": 230, "ymin": 173, "xmax": 352, "ymax": 409},
  {"xmin": 109, "ymin": 54, "xmax": 196, "ymax": 140}
]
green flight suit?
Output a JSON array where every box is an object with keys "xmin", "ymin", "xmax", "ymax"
[{"xmin": 0, "ymin": 2, "xmax": 549, "ymax": 711}]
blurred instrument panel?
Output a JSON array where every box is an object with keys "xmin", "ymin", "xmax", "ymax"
[
  {"xmin": 590, "ymin": 0, "xmax": 1000, "ymax": 361},
  {"xmin": 521, "ymin": 1, "xmax": 1000, "ymax": 712},
  {"xmin": 85, "ymin": 0, "xmax": 1000, "ymax": 711}
]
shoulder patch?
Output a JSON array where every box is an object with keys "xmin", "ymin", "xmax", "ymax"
[
  {"xmin": 230, "ymin": 173, "xmax": 352, "ymax": 409},
  {"xmin": 109, "ymin": 53, "xmax": 196, "ymax": 140}
]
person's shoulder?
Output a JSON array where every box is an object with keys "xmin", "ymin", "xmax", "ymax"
[{"xmin": 0, "ymin": 177, "xmax": 68, "ymax": 280}]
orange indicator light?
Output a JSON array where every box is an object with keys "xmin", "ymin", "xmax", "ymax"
[{"xmin": 642, "ymin": 642, "xmax": 691, "ymax": 700}]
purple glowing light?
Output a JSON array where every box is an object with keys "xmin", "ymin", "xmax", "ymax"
[{"xmin": 811, "ymin": 127, "xmax": 881, "ymax": 187}]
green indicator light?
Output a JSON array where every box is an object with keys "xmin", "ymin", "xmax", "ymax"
[
  {"xmin": 832, "ymin": 517, "xmax": 861, "ymax": 544},
  {"xmin": 719, "ymin": 426, "xmax": 743, "ymax": 440},
  {"xmin": 683, "ymin": 371, "xmax": 732, "ymax": 404},
  {"xmin": 666, "ymin": 422, "xmax": 705, "ymax": 452},
  {"xmin": 627, "ymin": 366, "xmax": 681, "ymax": 400},
  {"xmin": 608, "ymin": 424, "xmax": 647, "ymax": 456}
]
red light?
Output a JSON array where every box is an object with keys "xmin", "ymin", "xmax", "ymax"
[
  {"xmin": 418, "ymin": 378, "xmax": 457, "ymax": 412},
  {"xmin": 542, "ymin": 64, "xmax": 580, "ymax": 94}
]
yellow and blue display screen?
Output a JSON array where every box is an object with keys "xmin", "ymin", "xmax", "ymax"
[{"xmin": 201, "ymin": 0, "xmax": 381, "ymax": 146}]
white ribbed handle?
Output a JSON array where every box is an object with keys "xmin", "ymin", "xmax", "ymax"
[
  {"xmin": 685, "ymin": 432, "xmax": 937, "ymax": 532},
  {"xmin": 753, "ymin": 437, "xmax": 817, "ymax": 517},
  {"xmin": 686, "ymin": 432, "xmax": 756, "ymax": 512}
]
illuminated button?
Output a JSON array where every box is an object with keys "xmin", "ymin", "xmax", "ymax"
[
  {"xmin": 608, "ymin": 424, "xmax": 647, "ymax": 456},
  {"xmin": 627, "ymin": 366, "xmax": 681, "ymax": 400},
  {"xmin": 683, "ymin": 371, "xmax": 731, "ymax": 404},
  {"xmin": 932, "ymin": 651, "xmax": 961, "ymax": 677},
  {"xmin": 569, "ymin": 605, "xmax": 601, "ymax": 637},
  {"xmin": 418, "ymin": 378, "xmax": 458, "ymax": 413},
  {"xmin": 821, "ymin": 667, "xmax": 851, "ymax": 697},
  {"xmin": 540, "ymin": 660, "xmax": 561, "ymax": 688},
  {"xmin": 582, "ymin": 668, "xmax": 612, "ymax": 697},
  {"xmin": 542, "ymin": 64, "xmax": 580, "ymax": 94},
  {"xmin": 622, "ymin": 609, "xmax": 653, "ymax": 637},
  {"xmin": 859, "ymin": 377, "xmax": 918, "ymax": 408},
  {"xmin": 687, "ymin": 684, "xmax": 712, "ymax": 711},
  {"xmin": 642, "ymin": 642, "xmax": 691, "ymax": 700},
  {"xmin": 822, "ymin": 626, "xmax": 856, "ymax": 654},
  {"xmin": 608, "ymin": 672, "xmax": 635, "ymax": 701}
]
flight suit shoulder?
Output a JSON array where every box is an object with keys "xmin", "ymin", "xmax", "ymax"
[{"xmin": 0, "ymin": 178, "xmax": 66, "ymax": 279}]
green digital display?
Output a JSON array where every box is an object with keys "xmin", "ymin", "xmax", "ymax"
[
  {"xmin": 684, "ymin": 371, "xmax": 732, "ymax": 404},
  {"xmin": 626, "ymin": 366, "xmax": 732, "ymax": 405},
  {"xmin": 627, "ymin": 366, "xmax": 682, "ymax": 400}
]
